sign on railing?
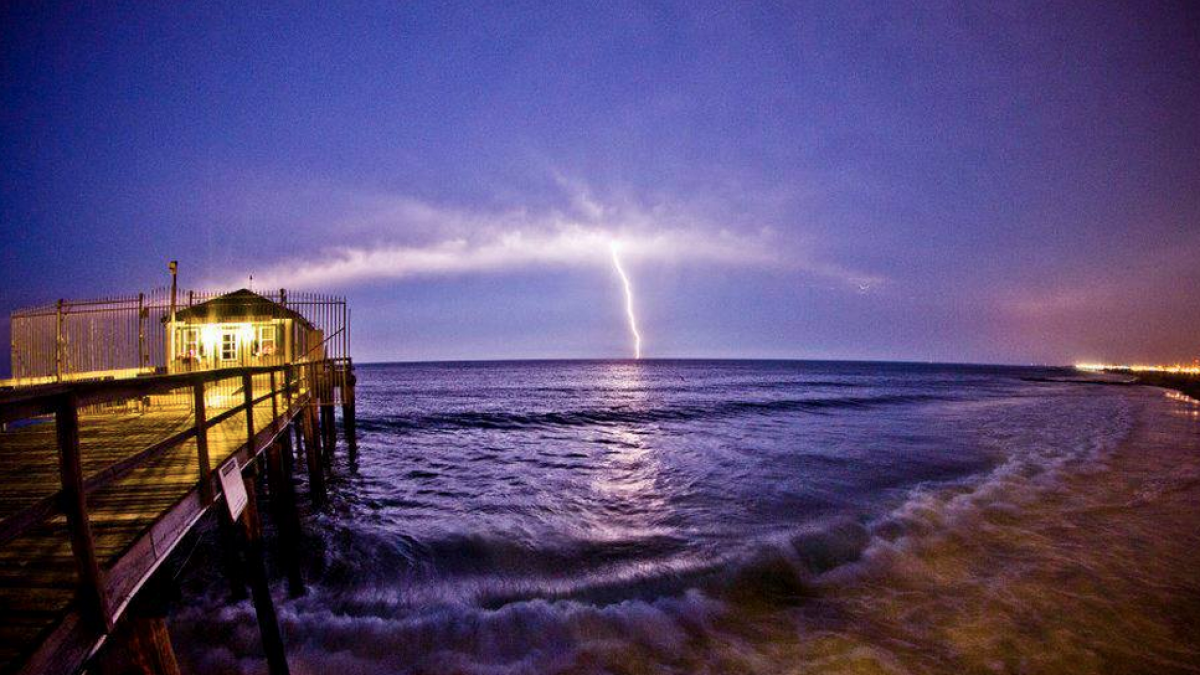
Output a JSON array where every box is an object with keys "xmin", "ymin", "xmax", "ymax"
[{"xmin": 218, "ymin": 458, "xmax": 248, "ymax": 520}]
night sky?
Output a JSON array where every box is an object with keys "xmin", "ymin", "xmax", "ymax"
[{"xmin": 3, "ymin": 2, "xmax": 1198, "ymax": 372}]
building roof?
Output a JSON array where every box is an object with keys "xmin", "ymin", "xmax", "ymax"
[{"xmin": 169, "ymin": 289, "xmax": 314, "ymax": 328}]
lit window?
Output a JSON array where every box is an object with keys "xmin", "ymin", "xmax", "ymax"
[
  {"xmin": 257, "ymin": 325, "xmax": 276, "ymax": 356},
  {"xmin": 181, "ymin": 328, "xmax": 200, "ymax": 358},
  {"xmin": 220, "ymin": 331, "xmax": 238, "ymax": 361}
]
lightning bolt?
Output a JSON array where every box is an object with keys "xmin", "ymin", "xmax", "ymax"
[{"xmin": 610, "ymin": 242, "xmax": 642, "ymax": 360}]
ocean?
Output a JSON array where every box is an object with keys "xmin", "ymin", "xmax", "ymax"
[{"xmin": 169, "ymin": 360, "xmax": 1200, "ymax": 674}]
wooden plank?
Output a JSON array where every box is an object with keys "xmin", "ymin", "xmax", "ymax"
[
  {"xmin": 105, "ymin": 536, "xmax": 155, "ymax": 605},
  {"xmin": 13, "ymin": 608, "xmax": 96, "ymax": 675},
  {"xmin": 0, "ymin": 496, "xmax": 58, "ymax": 549},
  {"xmin": 82, "ymin": 426, "xmax": 197, "ymax": 496}
]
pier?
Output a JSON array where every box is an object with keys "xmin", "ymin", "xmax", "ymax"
[{"xmin": 0, "ymin": 284, "xmax": 354, "ymax": 675}]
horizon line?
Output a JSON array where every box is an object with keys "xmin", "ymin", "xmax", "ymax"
[{"xmin": 351, "ymin": 356, "xmax": 1071, "ymax": 369}]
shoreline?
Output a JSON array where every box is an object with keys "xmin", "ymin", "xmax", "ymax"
[{"xmin": 1132, "ymin": 372, "xmax": 1200, "ymax": 402}]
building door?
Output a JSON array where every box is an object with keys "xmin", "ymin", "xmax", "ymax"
[
  {"xmin": 180, "ymin": 328, "xmax": 201, "ymax": 369},
  {"xmin": 220, "ymin": 329, "xmax": 240, "ymax": 364}
]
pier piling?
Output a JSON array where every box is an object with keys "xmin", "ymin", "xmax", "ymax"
[
  {"xmin": 341, "ymin": 369, "xmax": 357, "ymax": 462},
  {"xmin": 279, "ymin": 419, "xmax": 296, "ymax": 474},
  {"xmin": 266, "ymin": 441, "xmax": 305, "ymax": 597},
  {"xmin": 97, "ymin": 615, "xmax": 181, "ymax": 675},
  {"xmin": 95, "ymin": 574, "xmax": 181, "ymax": 675},
  {"xmin": 302, "ymin": 408, "xmax": 327, "ymax": 505},
  {"xmin": 219, "ymin": 510, "xmax": 249, "ymax": 602},
  {"xmin": 320, "ymin": 403, "xmax": 337, "ymax": 459},
  {"xmin": 291, "ymin": 421, "xmax": 304, "ymax": 464},
  {"xmin": 239, "ymin": 474, "xmax": 291, "ymax": 675}
]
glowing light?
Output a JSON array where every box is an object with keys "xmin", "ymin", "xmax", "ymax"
[
  {"xmin": 610, "ymin": 241, "xmax": 642, "ymax": 360},
  {"xmin": 1075, "ymin": 362, "xmax": 1200, "ymax": 375},
  {"xmin": 193, "ymin": 323, "xmax": 259, "ymax": 362},
  {"xmin": 200, "ymin": 325, "xmax": 220, "ymax": 356}
]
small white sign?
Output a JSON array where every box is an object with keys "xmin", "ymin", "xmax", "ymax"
[{"xmin": 218, "ymin": 458, "xmax": 248, "ymax": 520}]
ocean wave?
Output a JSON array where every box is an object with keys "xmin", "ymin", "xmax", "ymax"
[
  {"xmin": 178, "ymin": 588, "xmax": 733, "ymax": 675},
  {"xmin": 357, "ymin": 393, "xmax": 948, "ymax": 434},
  {"xmin": 174, "ymin": 520, "xmax": 880, "ymax": 674},
  {"xmin": 303, "ymin": 514, "xmax": 878, "ymax": 618}
]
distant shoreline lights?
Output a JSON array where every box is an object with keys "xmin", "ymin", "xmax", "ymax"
[{"xmin": 1075, "ymin": 362, "xmax": 1200, "ymax": 375}]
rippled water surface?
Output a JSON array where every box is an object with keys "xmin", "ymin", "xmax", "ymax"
[{"xmin": 170, "ymin": 360, "xmax": 1200, "ymax": 674}]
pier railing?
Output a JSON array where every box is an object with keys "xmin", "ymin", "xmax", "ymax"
[
  {"xmin": 7, "ymin": 289, "xmax": 349, "ymax": 386},
  {"xmin": 0, "ymin": 357, "xmax": 349, "ymax": 640}
]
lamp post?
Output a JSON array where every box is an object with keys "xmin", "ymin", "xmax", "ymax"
[{"xmin": 168, "ymin": 261, "xmax": 178, "ymax": 369}]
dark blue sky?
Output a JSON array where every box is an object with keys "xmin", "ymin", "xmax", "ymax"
[{"xmin": 3, "ymin": 2, "xmax": 1198, "ymax": 371}]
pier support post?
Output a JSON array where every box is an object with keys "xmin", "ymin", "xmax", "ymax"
[
  {"xmin": 341, "ymin": 369, "xmax": 357, "ymax": 462},
  {"xmin": 308, "ymin": 404, "xmax": 329, "ymax": 468},
  {"xmin": 292, "ymin": 420, "xmax": 305, "ymax": 466},
  {"xmin": 302, "ymin": 408, "xmax": 326, "ymax": 506},
  {"xmin": 279, "ymin": 417, "xmax": 296, "ymax": 475},
  {"xmin": 279, "ymin": 367, "xmax": 296, "ymax": 474},
  {"xmin": 320, "ymin": 403, "xmax": 337, "ymax": 460},
  {"xmin": 239, "ymin": 474, "xmax": 291, "ymax": 675},
  {"xmin": 218, "ymin": 510, "xmax": 249, "ymax": 602},
  {"xmin": 266, "ymin": 442, "xmax": 305, "ymax": 597},
  {"xmin": 102, "ymin": 614, "xmax": 181, "ymax": 675},
  {"xmin": 302, "ymin": 404, "xmax": 320, "ymax": 457},
  {"xmin": 95, "ymin": 575, "xmax": 181, "ymax": 675},
  {"xmin": 96, "ymin": 615, "xmax": 182, "ymax": 675}
]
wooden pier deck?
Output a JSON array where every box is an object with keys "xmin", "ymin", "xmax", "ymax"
[{"xmin": 0, "ymin": 362, "xmax": 345, "ymax": 675}]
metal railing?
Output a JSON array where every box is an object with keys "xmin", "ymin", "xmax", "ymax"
[{"xmin": 7, "ymin": 289, "xmax": 349, "ymax": 386}]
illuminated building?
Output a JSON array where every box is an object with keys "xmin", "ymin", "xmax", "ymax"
[{"xmin": 165, "ymin": 289, "xmax": 323, "ymax": 373}]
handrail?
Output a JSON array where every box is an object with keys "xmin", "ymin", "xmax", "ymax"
[
  {"xmin": 0, "ymin": 363, "xmax": 293, "ymax": 425},
  {"xmin": 297, "ymin": 326, "xmax": 346, "ymax": 362}
]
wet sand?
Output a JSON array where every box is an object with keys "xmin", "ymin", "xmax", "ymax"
[{"xmin": 789, "ymin": 384, "xmax": 1200, "ymax": 673}]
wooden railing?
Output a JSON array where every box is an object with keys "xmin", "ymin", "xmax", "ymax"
[{"xmin": 0, "ymin": 358, "xmax": 343, "ymax": 633}]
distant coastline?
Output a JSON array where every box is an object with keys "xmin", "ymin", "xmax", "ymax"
[{"xmin": 1132, "ymin": 371, "xmax": 1200, "ymax": 402}]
